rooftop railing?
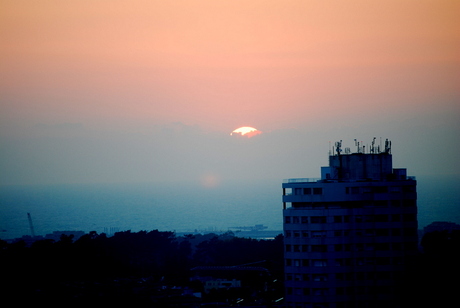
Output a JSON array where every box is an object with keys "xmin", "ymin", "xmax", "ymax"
[
  {"xmin": 283, "ymin": 176, "xmax": 415, "ymax": 183},
  {"xmin": 283, "ymin": 178, "xmax": 321, "ymax": 183}
]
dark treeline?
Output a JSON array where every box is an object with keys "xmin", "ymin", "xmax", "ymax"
[
  {"xmin": 400, "ymin": 229, "xmax": 460, "ymax": 307},
  {"xmin": 2, "ymin": 229, "xmax": 459, "ymax": 307},
  {"xmin": 1, "ymin": 230, "xmax": 284, "ymax": 306}
]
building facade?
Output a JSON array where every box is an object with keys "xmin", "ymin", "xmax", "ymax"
[{"xmin": 282, "ymin": 140, "xmax": 418, "ymax": 308}]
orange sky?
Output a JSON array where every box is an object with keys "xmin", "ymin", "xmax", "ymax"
[
  {"xmin": 1, "ymin": 1, "xmax": 459, "ymax": 186},
  {"xmin": 1, "ymin": 0, "xmax": 458, "ymax": 133}
]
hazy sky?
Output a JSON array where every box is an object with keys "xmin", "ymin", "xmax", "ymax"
[{"xmin": 1, "ymin": 0, "xmax": 459, "ymax": 186}]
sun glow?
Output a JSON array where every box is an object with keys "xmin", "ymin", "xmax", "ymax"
[{"xmin": 230, "ymin": 126, "xmax": 262, "ymax": 138}]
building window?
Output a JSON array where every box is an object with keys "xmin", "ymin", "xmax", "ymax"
[
  {"xmin": 313, "ymin": 288, "xmax": 328, "ymax": 296},
  {"xmin": 375, "ymin": 229, "xmax": 390, "ymax": 236},
  {"xmin": 363, "ymin": 187, "xmax": 373, "ymax": 193},
  {"xmin": 403, "ymin": 214, "xmax": 416, "ymax": 222},
  {"xmin": 376, "ymin": 271, "xmax": 392, "ymax": 279},
  {"xmin": 403, "ymin": 228, "xmax": 417, "ymax": 236},
  {"xmin": 356, "ymin": 258, "xmax": 366, "ymax": 266},
  {"xmin": 313, "ymin": 187, "xmax": 323, "ymax": 195},
  {"xmin": 292, "ymin": 216, "xmax": 300, "ymax": 223},
  {"xmin": 404, "ymin": 242, "xmax": 418, "ymax": 250},
  {"xmin": 375, "ymin": 243, "xmax": 390, "ymax": 251},
  {"xmin": 311, "ymin": 216, "xmax": 327, "ymax": 224},
  {"xmin": 402, "ymin": 185, "xmax": 415, "ymax": 192},
  {"xmin": 364, "ymin": 215, "xmax": 376, "ymax": 222},
  {"xmin": 301, "ymin": 216, "xmax": 309, "ymax": 224},
  {"xmin": 313, "ymin": 274, "xmax": 328, "ymax": 281},
  {"xmin": 365, "ymin": 243, "xmax": 375, "ymax": 251},
  {"xmin": 285, "ymin": 216, "xmax": 291, "ymax": 224},
  {"xmin": 334, "ymin": 216, "xmax": 343, "ymax": 223},
  {"xmin": 403, "ymin": 199, "xmax": 416, "ymax": 207},
  {"xmin": 335, "ymin": 259, "xmax": 351, "ymax": 266},
  {"xmin": 375, "ymin": 215, "xmax": 389, "ymax": 222},
  {"xmin": 365, "ymin": 229, "xmax": 375, "ymax": 236},
  {"xmin": 312, "ymin": 231, "xmax": 327, "ymax": 237},
  {"xmin": 312, "ymin": 245, "xmax": 327, "ymax": 252},
  {"xmin": 312, "ymin": 259, "xmax": 327, "ymax": 267},
  {"xmin": 376, "ymin": 257, "xmax": 391, "ymax": 265},
  {"xmin": 303, "ymin": 188, "xmax": 311, "ymax": 195},
  {"xmin": 374, "ymin": 186, "xmax": 388, "ymax": 193},
  {"xmin": 294, "ymin": 288, "xmax": 303, "ymax": 295}
]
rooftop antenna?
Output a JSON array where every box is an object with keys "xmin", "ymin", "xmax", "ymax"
[
  {"xmin": 371, "ymin": 137, "xmax": 376, "ymax": 153},
  {"xmin": 27, "ymin": 213, "xmax": 36, "ymax": 237},
  {"xmin": 335, "ymin": 140, "xmax": 342, "ymax": 156},
  {"xmin": 385, "ymin": 139, "xmax": 392, "ymax": 154}
]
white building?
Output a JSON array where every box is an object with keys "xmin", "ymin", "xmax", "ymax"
[{"xmin": 282, "ymin": 140, "xmax": 418, "ymax": 308}]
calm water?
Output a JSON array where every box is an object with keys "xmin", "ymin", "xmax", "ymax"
[
  {"xmin": 0, "ymin": 176, "xmax": 459, "ymax": 240},
  {"xmin": 0, "ymin": 180, "xmax": 283, "ymax": 240}
]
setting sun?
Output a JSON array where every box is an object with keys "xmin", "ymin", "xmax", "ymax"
[{"xmin": 230, "ymin": 126, "xmax": 262, "ymax": 138}]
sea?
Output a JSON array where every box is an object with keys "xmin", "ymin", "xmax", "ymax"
[{"xmin": 1, "ymin": 176, "xmax": 459, "ymax": 241}]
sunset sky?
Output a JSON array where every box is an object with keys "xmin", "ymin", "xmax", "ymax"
[{"xmin": 1, "ymin": 0, "xmax": 459, "ymax": 186}]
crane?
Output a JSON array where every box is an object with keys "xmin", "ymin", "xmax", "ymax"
[{"xmin": 27, "ymin": 213, "xmax": 36, "ymax": 237}]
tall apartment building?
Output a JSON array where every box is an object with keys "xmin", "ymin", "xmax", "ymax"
[{"xmin": 282, "ymin": 140, "xmax": 418, "ymax": 308}]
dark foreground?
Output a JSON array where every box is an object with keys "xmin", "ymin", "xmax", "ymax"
[{"xmin": 2, "ymin": 229, "xmax": 459, "ymax": 307}]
